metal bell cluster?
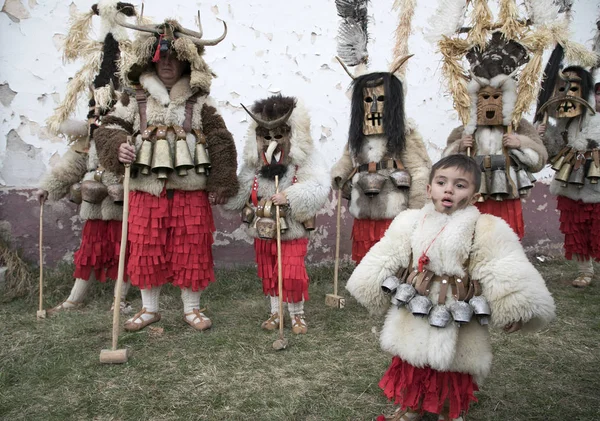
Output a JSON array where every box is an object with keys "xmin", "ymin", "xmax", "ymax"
[
  {"xmin": 194, "ymin": 130, "xmax": 211, "ymax": 175},
  {"xmin": 254, "ymin": 198, "xmax": 287, "ymax": 239},
  {"xmin": 380, "ymin": 275, "xmax": 492, "ymax": 328},
  {"xmin": 551, "ymin": 148, "xmax": 600, "ymax": 187}
]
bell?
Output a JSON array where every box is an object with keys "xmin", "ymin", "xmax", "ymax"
[
  {"xmin": 69, "ymin": 182, "xmax": 82, "ymax": 204},
  {"xmin": 490, "ymin": 169, "xmax": 509, "ymax": 201},
  {"xmin": 194, "ymin": 142, "xmax": 211, "ymax": 175},
  {"xmin": 357, "ymin": 173, "xmax": 387, "ymax": 197},
  {"xmin": 555, "ymin": 161, "xmax": 572, "ymax": 186},
  {"xmin": 381, "ymin": 276, "xmax": 401, "ymax": 295},
  {"xmin": 151, "ymin": 138, "xmax": 174, "ymax": 180},
  {"xmin": 256, "ymin": 217, "xmax": 277, "ymax": 239},
  {"xmin": 587, "ymin": 161, "xmax": 600, "ymax": 184},
  {"xmin": 390, "ymin": 295, "xmax": 401, "ymax": 307},
  {"xmin": 449, "ymin": 301, "xmax": 473, "ymax": 324},
  {"xmin": 279, "ymin": 217, "xmax": 288, "ymax": 233},
  {"xmin": 407, "ymin": 295, "xmax": 433, "ymax": 317},
  {"xmin": 134, "ymin": 140, "xmax": 153, "ymax": 175},
  {"xmin": 81, "ymin": 180, "xmax": 108, "ymax": 204},
  {"xmin": 469, "ymin": 295, "xmax": 491, "ymax": 316},
  {"xmin": 551, "ymin": 154, "xmax": 566, "ymax": 172},
  {"xmin": 394, "ymin": 283, "xmax": 417, "ymax": 305},
  {"xmin": 174, "ymin": 139, "xmax": 194, "ymax": 176},
  {"xmin": 516, "ymin": 169, "xmax": 533, "ymax": 196},
  {"xmin": 242, "ymin": 205, "xmax": 255, "ymax": 224},
  {"xmin": 341, "ymin": 180, "xmax": 352, "ymax": 200},
  {"xmin": 477, "ymin": 316, "xmax": 490, "ymax": 326},
  {"xmin": 428, "ymin": 304, "xmax": 452, "ymax": 328},
  {"xmin": 568, "ymin": 165, "xmax": 585, "ymax": 188},
  {"xmin": 478, "ymin": 171, "xmax": 487, "ymax": 202},
  {"xmin": 302, "ymin": 216, "xmax": 316, "ymax": 231},
  {"xmin": 107, "ymin": 184, "xmax": 124, "ymax": 204},
  {"xmin": 389, "ymin": 169, "xmax": 411, "ymax": 189}
]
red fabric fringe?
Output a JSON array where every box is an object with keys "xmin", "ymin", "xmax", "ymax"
[
  {"xmin": 556, "ymin": 196, "xmax": 600, "ymax": 261},
  {"xmin": 351, "ymin": 218, "xmax": 393, "ymax": 263},
  {"xmin": 74, "ymin": 219, "xmax": 124, "ymax": 282},
  {"xmin": 379, "ymin": 357, "xmax": 478, "ymax": 419},
  {"xmin": 127, "ymin": 190, "xmax": 215, "ymax": 291},
  {"xmin": 476, "ymin": 198, "xmax": 524, "ymax": 240},
  {"xmin": 254, "ymin": 238, "xmax": 309, "ymax": 303}
]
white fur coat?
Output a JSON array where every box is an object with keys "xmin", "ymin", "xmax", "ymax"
[{"xmin": 346, "ymin": 203, "xmax": 556, "ymax": 384}]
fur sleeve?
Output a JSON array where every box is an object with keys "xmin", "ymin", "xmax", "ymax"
[
  {"xmin": 285, "ymin": 152, "xmax": 330, "ymax": 223},
  {"xmin": 403, "ymin": 129, "xmax": 432, "ymax": 209},
  {"xmin": 346, "ymin": 209, "xmax": 420, "ymax": 316},
  {"xmin": 470, "ymin": 215, "xmax": 556, "ymax": 332},
  {"xmin": 40, "ymin": 148, "xmax": 88, "ymax": 201},
  {"xmin": 330, "ymin": 143, "xmax": 354, "ymax": 189},
  {"xmin": 223, "ymin": 163, "xmax": 255, "ymax": 212},
  {"xmin": 543, "ymin": 123, "xmax": 566, "ymax": 160},
  {"xmin": 511, "ymin": 119, "xmax": 548, "ymax": 172},
  {"xmin": 94, "ymin": 96, "xmax": 138, "ymax": 176},
  {"xmin": 443, "ymin": 126, "xmax": 465, "ymax": 156},
  {"xmin": 201, "ymin": 104, "xmax": 239, "ymax": 198}
]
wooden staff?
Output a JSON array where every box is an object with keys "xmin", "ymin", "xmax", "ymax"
[
  {"xmin": 100, "ymin": 140, "xmax": 133, "ymax": 364},
  {"xmin": 36, "ymin": 204, "xmax": 46, "ymax": 319},
  {"xmin": 325, "ymin": 187, "xmax": 345, "ymax": 308},
  {"xmin": 272, "ymin": 175, "xmax": 288, "ymax": 351}
]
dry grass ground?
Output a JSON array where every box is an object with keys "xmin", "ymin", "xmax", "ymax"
[{"xmin": 0, "ymin": 259, "xmax": 599, "ymax": 421}]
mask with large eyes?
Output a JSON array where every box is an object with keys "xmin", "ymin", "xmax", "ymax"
[
  {"xmin": 554, "ymin": 71, "xmax": 584, "ymax": 118},
  {"xmin": 256, "ymin": 125, "xmax": 292, "ymax": 166},
  {"xmin": 476, "ymin": 86, "xmax": 503, "ymax": 126},
  {"xmin": 363, "ymin": 83, "xmax": 385, "ymax": 135}
]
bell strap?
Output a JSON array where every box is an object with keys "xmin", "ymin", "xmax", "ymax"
[
  {"xmin": 134, "ymin": 85, "xmax": 148, "ymax": 133},
  {"xmin": 356, "ymin": 159, "xmax": 399, "ymax": 173},
  {"xmin": 141, "ymin": 126, "xmax": 157, "ymax": 140},
  {"xmin": 503, "ymin": 125, "xmax": 518, "ymax": 197},
  {"xmin": 183, "ymin": 94, "xmax": 199, "ymax": 133},
  {"xmin": 156, "ymin": 126, "xmax": 168, "ymax": 140},
  {"xmin": 171, "ymin": 125, "xmax": 187, "ymax": 140}
]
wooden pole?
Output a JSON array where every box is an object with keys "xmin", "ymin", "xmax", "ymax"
[
  {"xmin": 325, "ymin": 188, "xmax": 346, "ymax": 308},
  {"xmin": 272, "ymin": 175, "xmax": 288, "ymax": 350},
  {"xmin": 37, "ymin": 204, "xmax": 46, "ymax": 319}
]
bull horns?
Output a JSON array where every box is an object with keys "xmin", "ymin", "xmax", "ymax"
[{"xmin": 241, "ymin": 104, "xmax": 294, "ymax": 130}]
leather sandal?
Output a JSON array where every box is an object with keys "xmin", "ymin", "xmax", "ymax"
[
  {"xmin": 124, "ymin": 308, "xmax": 161, "ymax": 332},
  {"xmin": 572, "ymin": 273, "xmax": 593, "ymax": 288},
  {"xmin": 261, "ymin": 312, "xmax": 282, "ymax": 331},
  {"xmin": 381, "ymin": 408, "xmax": 422, "ymax": 421},
  {"xmin": 183, "ymin": 308, "xmax": 212, "ymax": 331},
  {"xmin": 291, "ymin": 315, "xmax": 308, "ymax": 335},
  {"xmin": 47, "ymin": 300, "xmax": 83, "ymax": 316},
  {"xmin": 110, "ymin": 301, "xmax": 133, "ymax": 315}
]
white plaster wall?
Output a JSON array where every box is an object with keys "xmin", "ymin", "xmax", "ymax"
[{"xmin": 0, "ymin": 0, "xmax": 598, "ymax": 188}]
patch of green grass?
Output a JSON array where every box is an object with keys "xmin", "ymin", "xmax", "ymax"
[{"xmin": 0, "ymin": 260, "xmax": 598, "ymax": 420}]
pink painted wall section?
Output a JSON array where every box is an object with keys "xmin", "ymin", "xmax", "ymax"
[{"xmin": 0, "ymin": 182, "xmax": 563, "ymax": 269}]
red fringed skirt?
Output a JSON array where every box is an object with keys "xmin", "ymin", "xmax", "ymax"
[
  {"xmin": 254, "ymin": 238, "xmax": 309, "ymax": 303},
  {"xmin": 476, "ymin": 198, "xmax": 524, "ymax": 239},
  {"xmin": 556, "ymin": 196, "xmax": 600, "ymax": 261},
  {"xmin": 127, "ymin": 189, "xmax": 215, "ymax": 291},
  {"xmin": 73, "ymin": 219, "xmax": 123, "ymax": 282},
  {"xmin": 351, "ymin": 218, "xmax": 393, "ymax": 264},
  {"xmin": 379, "ymin": 357, "xmax": 478, "ymax": 419}
]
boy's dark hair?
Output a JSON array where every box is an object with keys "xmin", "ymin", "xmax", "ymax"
[{"xmin": 429, "ymin": 154, "xmax": 481, "ymax": 191}]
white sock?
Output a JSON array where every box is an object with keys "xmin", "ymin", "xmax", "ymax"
[
  {"xmin": 576, "ymin": 256, "xmax": 594, "ymax": 275},
  {"xmin": 288, "ymin": 300, "xmax": 305, "ymax": 317},
  {"xmin": 65, "ymin": 277, "xmax": 91, "ymax": 306},
  {"xmin": 181, "ymin": 287, "xmax": 201, "ymax": 314},
  {"xmin": 114, "ymin": 279, "xmax": 131, "ymax": 302},
  {"xmin": 270, "ymin": 295, "xmax": 287, "ymax": 314},
  {"xmin": 127, "ymin": 286, "xmax": 161, "ymax": 323}
]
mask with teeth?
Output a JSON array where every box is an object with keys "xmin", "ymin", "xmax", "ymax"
[
  {"xmin": 551, "ymin": 71, "xmax": 586, "ymax": 118},
  {"xmin": 362, "ymin": 82, "xmax": 385, "ymax": 135},
  {"xmin": 476, "ymin": 86, "xmax": 503, "ymax": 126}
]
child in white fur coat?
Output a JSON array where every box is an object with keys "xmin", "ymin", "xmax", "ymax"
[{"xmin": 346, "ymin": 154, "xmax": 555, "ymax": 421}]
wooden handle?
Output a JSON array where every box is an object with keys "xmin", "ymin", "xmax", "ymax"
[
  {"xmin": 38, "ymin": 204, "xmax": 44, "ymax": 313},
  {"xmin": 274, "ymin": 176, "xmax": 284, "ymax": 341},
  {"xmin": 333, "ymin": 188, "xmax": 342, "ymax": 296},
  {"xmin": 111, "ymin": 163, "xmax": 130, "ymax": 351}
]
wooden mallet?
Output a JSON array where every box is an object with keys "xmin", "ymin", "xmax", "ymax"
[
  {"xmin": 272, "ymin": 175, "xmax": 289, "ymax": 351},
  {"xmin": 325, "ymin": 187, "xmax": 346, "ymax": 309},
  {"xmin": 100, "ymin": 142, "xmax": 132, "ymax": 364},
  {"xmin": 37, "ymin": 202, "xmax": 46, "ymax": 319}
]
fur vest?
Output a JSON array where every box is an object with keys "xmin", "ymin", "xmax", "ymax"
[
  {"xmin": 330, "ymin": 119, "xmax": 431, "ymax": 220},
  {"xmin": 346, "ymin": 203, "xmax": 555, "ymax": 384},
  {"xmin": 94, "ymin": 72, "xmax": 238, "ymax": 198},
  {"xmin": 225, "ymin": 103, "xmax": 330, "ymax": 241},
  {"xmin": 544, "ymin": 114, "xmax": 600, "ymax": 203}
]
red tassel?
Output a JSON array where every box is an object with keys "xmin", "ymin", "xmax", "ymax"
[
  {"xmin": 475, "ymin": 198, "xmax": 524, "ymax": 239},
  {"xmin": 557, "ymin": 196, "xmax": 600, "ymax": 261},
  {"xmin": 152, "ymin": 34, "xmax": 164, "ymax": 62},
  {"xmin": 351, "ymin": 219, "xmax": 393, "ymax": 263}
]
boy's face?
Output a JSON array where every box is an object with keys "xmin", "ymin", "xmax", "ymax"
[{"xmin": 427, "ymin": 166, "xmax": 480, "ymax": 215}]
